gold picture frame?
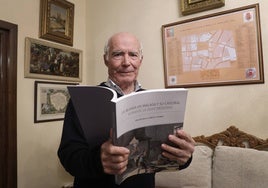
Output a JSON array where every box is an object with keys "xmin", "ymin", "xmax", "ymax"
[
  {"xmin": 25, "ymin": 37, "xmax": 82, "ymax": 82},
  {"xmin": 180, "ymin": 0, "xmax": 225, "ymax": 15},
  {"xmin": 162, "ymin": 4, "xmax": 264, "ymax": 88},
  {"xmin": 39, "ymin": 0, "xmax": 74, "ymax": 46}
]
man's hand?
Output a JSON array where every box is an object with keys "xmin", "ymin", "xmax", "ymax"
[
  {"xmin": 101, "ymin": 139, "xmax": 130, "ymax": 175},
  {"xmin": 161, "ymin": 129, "xmax": 195, "ymax": 166}
]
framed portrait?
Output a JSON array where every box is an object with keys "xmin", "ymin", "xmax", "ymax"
[
  {"xmin": 39, "ymin": 0, "xmax": 74, "ymax": 46},
  {"xmin": 162, "ymin": 4, "xmax": 264, "ymax": 88},
  {"xmin": 25, "ymin": 37, "xmax": 82, "ymax": 82},
  {"xmin": 180, "ymin": 0, "xmax": 225, "ymax": 15},
  {"xmin": 34, "ymin": 81, "xmax": 77, "ymax": 123}
]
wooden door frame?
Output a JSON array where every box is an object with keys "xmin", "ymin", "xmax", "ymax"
[{"xmin": 0, "ymin": 19, "xmax": 18, "ymax": 188}]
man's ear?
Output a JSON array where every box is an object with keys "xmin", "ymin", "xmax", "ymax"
[
  {"xmin": 140, "ymin": 55, "xmax": 143, "ymax": 64},
  {"xmin": 103, "ymin": 55, "xmax": 108, "ymax": 66}
]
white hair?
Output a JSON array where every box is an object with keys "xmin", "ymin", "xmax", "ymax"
[{"xmin": 103, "ymin": 35, "xmax": 143, "ymax": 61}]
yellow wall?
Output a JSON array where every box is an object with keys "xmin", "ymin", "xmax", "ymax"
[
  {"xmin": 0, "ymin": 0, "xmax": 85, "ymax": 187},
  {"xmin": 86, "ymin": 0, "xmax": 268, "ymax": 138},
  {"xmin": 0, "ymin": 0, "xmax": 267, "ymax": 187}
]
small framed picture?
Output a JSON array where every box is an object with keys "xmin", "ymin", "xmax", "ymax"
[
  {"xmin": 34, "ymin": 81, "xmax": 77, "ymax": 123},
  {"xmin": 180, "ymin": 0, "xmax": 225, "ymax": 15},
  {"xmin": 39, "ymin": 0, "xmax": 74, "ymax": 46},
  {"xmin": 25, "ymin": 37, "xmax": 82, "ymax": 82}
]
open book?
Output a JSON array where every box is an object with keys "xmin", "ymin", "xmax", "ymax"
[{"xmin": 68, "ymin": 85, "xmax": 188, "ymax": 184}]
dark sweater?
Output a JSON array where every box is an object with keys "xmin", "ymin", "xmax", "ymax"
[{"xmin": 57, "ymin": 83, "xmax": 191, "ymax": 187}]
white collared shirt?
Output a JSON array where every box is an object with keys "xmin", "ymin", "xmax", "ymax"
[{"xmin": 104, "ymin": 79, "xmax": 142, "ymax": 95}]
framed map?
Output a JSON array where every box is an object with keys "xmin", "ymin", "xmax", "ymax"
[
  {"xmin": 162, "ymin": 4, "xmax": 264, "ymax": 88},
  {"xmin": 34, "ymin": 81, "xmax": 77, "ymax": 123}
]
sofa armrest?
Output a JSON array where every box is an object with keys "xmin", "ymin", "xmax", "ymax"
[{"xmin": 155, "ymin": 145, "xmax": 213, "ymax": 188}]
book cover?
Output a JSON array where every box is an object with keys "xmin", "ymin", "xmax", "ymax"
[{"xmin": 67, "ymin": 86, "xmax": 116, "ymax": 149}]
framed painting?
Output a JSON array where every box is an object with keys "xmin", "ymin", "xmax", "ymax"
[
  {"xmin": 39, "ymin": 0, "xmax": 74, "ymax": 46},
  {"xmin": 34, "ymin": 81, "xmax": 77, "ymax": 123},
  {"xmin": 25, "ymin": 37, "xmax": 82, "ymax": 82},
  {"xmin": 180, "ymin": 0, "xmax": 225, "ymax": 15},
  {"xmin": 162, "ymin": 4, "xmax": 264, "ymax": 88}
]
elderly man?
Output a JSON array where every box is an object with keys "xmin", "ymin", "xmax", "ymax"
[{"xmin": 58, "ymin": 32, "xmax": 195, "ymax": 188}]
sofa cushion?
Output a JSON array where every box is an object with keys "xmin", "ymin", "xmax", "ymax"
[
  {"xmin": 155, "ymin": 145, "xmax": 213, "ymax": 188},
  {"xmin": 213, "ymin": 146, "xmax": 268, "ymax": 188}
]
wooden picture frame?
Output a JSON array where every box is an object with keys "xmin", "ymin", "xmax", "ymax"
[
  {"xmin": 25, "ymin": 37, "xmax": 82, "ymax": 82},
  {"xmin": 180, "ymin": 0, "xmax": 225, "ymax": 15},
  {"xmin": 162, "ymin": 4, "xmax": 264, "ymax": 88},
  {"xmin": 39, "ymin": 0, "xmax": 74, "ymax": 46},
  {"xmin": 34, "ymin": 81, "xmax": 76, "ymax": 123}
]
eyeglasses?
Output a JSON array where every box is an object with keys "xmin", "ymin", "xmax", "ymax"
[{"xmin": 110, "ymin": 51, "xmax": 141, "ymax": 61}]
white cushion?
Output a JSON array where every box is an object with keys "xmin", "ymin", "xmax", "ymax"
[
  {"xmin": 213, "ymin": 146, "xmax": 268, "ymax": 188},
  {"xmin": 155, "ymin": 145, "xmax": 213, "ymax": 188}
]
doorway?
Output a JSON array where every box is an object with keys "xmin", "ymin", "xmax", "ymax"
[{"xmin": 0, "ymin": 20, "xmax": 18, "ymax": 188}]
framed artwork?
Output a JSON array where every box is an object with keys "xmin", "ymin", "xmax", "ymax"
[
  {"xmin": 39, "ymin": 0, "xmax": 74, "ymax": 46},
  {"xmin": 180, "ymin": 0, "xmax": 225, "ymax": 15},
  {"xmin": 25, "ymin": 37, "xmax": 82, "ymax": 82},
  {"xmin": 34, "ymin": 81, "xmax": 77, "ymax": 123},
  {"xmin": 162, "ymin": 4, "xmax": 264, "ymax": 88}
]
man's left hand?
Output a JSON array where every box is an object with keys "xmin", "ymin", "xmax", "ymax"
[{"xmin": 161, "ymin": 129, "xmax": 195, "ymax": 166}]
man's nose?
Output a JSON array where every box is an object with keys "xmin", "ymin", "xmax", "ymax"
[{"xmin": 122, "ymin": 53, "xmax": 131, "ymax": 65}]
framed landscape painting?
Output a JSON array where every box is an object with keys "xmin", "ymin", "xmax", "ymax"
[{"xmin": 39, "ymin": 0, "xmax": 74, "ymax": 46}]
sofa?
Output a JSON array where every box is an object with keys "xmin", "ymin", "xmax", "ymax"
[{"xmin": 155, "ymin": 126, "xmax": 268, "ymax": 188}]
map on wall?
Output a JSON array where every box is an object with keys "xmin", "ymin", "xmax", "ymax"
[
  {"xmin": 34, "ymin": 81, "xmax": 76, "ymax": 123},
  {"xmin": 162, "ymin": 4, "xmax": 263, "ymax": 87}
]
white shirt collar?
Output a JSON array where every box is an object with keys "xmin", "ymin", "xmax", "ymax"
[{"xmin": 104, "ymin": 79, "xmax": 142, "ymax": 95}]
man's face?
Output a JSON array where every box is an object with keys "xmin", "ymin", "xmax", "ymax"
[{"xmin": 104, "ymin": 33, "xmax": 143, "ymax": 87}]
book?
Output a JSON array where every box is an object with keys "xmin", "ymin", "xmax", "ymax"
[{"xmin": 67, "ymin": 85, "xmax": 188, "ymax": 184}]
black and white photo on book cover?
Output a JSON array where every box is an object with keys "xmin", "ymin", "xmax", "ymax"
[{"xmin": 115, "ymin": 123, "xmax": 183, "ymax": 184}]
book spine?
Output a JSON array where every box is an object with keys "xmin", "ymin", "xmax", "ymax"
[{"xmin": 111, "ymin": 102, "xmax": 118, "ymax": 145}]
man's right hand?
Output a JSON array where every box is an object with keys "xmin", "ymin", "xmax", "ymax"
[{"xmin": 101, "ymin": 139, "xmax": 130, "ymax": 175}]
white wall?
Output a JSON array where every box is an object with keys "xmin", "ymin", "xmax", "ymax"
[
  {"xmin": 86, "ymin": 0, "xmax": 268, "ymax": 138},
  {"xmin": 0, "ymin": 0, "xmax": 85, "ymax": 187},
  {"xmin": 0, "ymin": 0, "xmax": 267, "ymax": 187}
]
